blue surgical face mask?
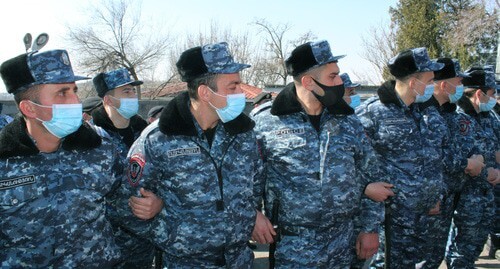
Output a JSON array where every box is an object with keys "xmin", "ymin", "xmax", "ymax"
[
  {"xmin": 348, "ymin": 94, "xmax": 361, "ymax": 109},
  {"xmin": 446, "ymin": 82, "xmax": 464, "ymax": 103},
  {"xmin": 414, "ymin": 79, "xmax": 434, "ymax": 103},
  {"xmin": 31, "ymin": 102, "xmax": 83, "ymax": 138},
  {"xmin": 208, "ymin": 88, "xmax": 246, "ymax": 123},
  {"xmin": 479, "ymin": 93, "xmax": 496, "ymax": 112},
  {"xmin": 110, "ymin": 95, "xmax": 139, "ymax": 119}
]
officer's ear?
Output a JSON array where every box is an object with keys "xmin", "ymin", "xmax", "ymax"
[
  {"xmin": 18, "ymin": 100, "xmax": 38, "ymax": 119},
  {"xmin": 198, "ymin": 84, "xmax": 211, "ymax": 102},
  {"xmin": 301, "ymin": 75, "xmax": 315, "ymax": 92}
]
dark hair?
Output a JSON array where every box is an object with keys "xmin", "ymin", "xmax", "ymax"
[
  {"xmin": 186, "ymin": 73, "xmax": 219, "ymax": 99},
  {"xmin": 13, "ymin": 84, "xmax": 41, "ymax": 105}
]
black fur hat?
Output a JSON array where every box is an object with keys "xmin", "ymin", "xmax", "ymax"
[
  {"xmin": 433, "ymin": 58, "xmax": 468, "ymax": 81},
  {"xmin": 388, "ymin": 47, "xmax": 443, "ymax": 78},
  {"xmin": 285, "ymin": 40, "xmax": 345, "ymax": 77}
]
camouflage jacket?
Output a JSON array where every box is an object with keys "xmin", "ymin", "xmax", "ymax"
[
  {"xmin": 114, "ymin": 92, "xmax": 264, "ymax": 263},
  {"xmin": 457, "ymin": 97, "xmax": 500, "ymax": 186},
  {"xmin": 436, "ymin": 101, "xmax": 480, "ymax": 193},
  {"xmin": 0, "ymin": 116, "xmax": 121, "ymax": 268},
  {"xmin": 252, "ymin": 83, "xmax": 384, "ymax": 233},
  {"xmin": 0, "ymin": 114, "xmax": 13, "ymax": 130},
  {"xmin": 356, "ymin": 81, "xmax": 445, "ymax": 214}
]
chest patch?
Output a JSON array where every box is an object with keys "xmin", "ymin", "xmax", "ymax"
[
  {"xmin": 128, "ymin": 154, "xmax": 145, "ymax": 187},
  {"xmin": 0, "ymin": 175, "xmax": 36, "ymax": 190},
  {"xmin": 167, "ymin": 147, "xmax": 201, "ymax": 158},
  {"xmin": 274, "ymin": 128, "xmax": 305, "ymax": 136}
]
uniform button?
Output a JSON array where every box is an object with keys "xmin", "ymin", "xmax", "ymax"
[
  {"xmin": 12, "ymin": 198, "xmax": 18, "ymax": 204},
  {"xmin": 91, "ymin": 183, "xmax": 96, "ymax": 188}
]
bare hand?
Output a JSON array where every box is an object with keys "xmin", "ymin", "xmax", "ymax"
[
  {"xmin": 356, "ymin": 232, "xmax": 379, "ymax": 259},
  {"xmin": 428, "ymin": 201, "xmax": 440, "ymax": 215},
  {"xmin": 129, "ymin": 188, "xmax": 164, "ymax": 220},
  {"xmin": 251, "ymin": 210, "xmax": 276, "ymax": 244},
  {"xmin": 465, "ymin": 155, "xmax": 485, "ymax": 177},
  {"xmin": 364, "ymin": 182, "xmax": 395, "ymax": 202},
  {"xmin": 487, "ymin": 168, "xmax": 500, "ymax": 186}
]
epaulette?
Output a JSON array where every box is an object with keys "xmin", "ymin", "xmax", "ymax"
[{"xmin": 250, "ymin": 101, "xmax": 272, "ymax": 118}]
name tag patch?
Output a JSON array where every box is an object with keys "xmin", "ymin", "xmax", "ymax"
[
  {"xmin": 274, "ymin": 128, "xmax": 305, "ymax": 136},
  {"xmin": 385, "ymin": 118, "xmax": 410, "ymax": 125},
  {"xmin": 0, "ymin": 175, "xmax": 36, "ymax": 190},
  {"xmin": 167, "ymin": 147, "xmax": 201, "ymax": 158}
]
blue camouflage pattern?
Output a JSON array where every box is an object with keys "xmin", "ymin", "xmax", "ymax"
[
  {"xmin": 103, "ymin": 68, "xmax": 142, "ymax": 90},
  {"xmin": 252, "ymin": 84, "xmax": 385, "ymax": 267},
  {"xmin": 310, "ymin": 40, "xmax": 345, "ymax": 66},
  {"xmin": 356, "ymin": 81, "xmax": 445, "ymax": 268},
  {"xmin": 87, "ymin": 105, "xmax": 153, "ymax": 269},
  {"xmin": 340, "ymin": 73, "xmax": 360, "ymax": 88},
  {"xmin": 27, "ymin": 49, "xmax": 89, "ymax": 87},
  {"xmin": 447, "ymin": 99, "xmax": 499, "ymax": 268},
  {"xmin": 0, "ymin": 114, "xmax": 13, "ymax": 130},
  {"xmin": 113, "ymin": 93, "xmax": 264, "ymax": 268},
  {"xmin": 0, "ymin": 119, "xmax": 122, "ymax": 268},
  {"xmin": 202, "ymin": 42, "xmax": 251, "ymax": 74}
]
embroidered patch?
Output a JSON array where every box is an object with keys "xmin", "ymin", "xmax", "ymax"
[
  {"xmin": 459, "ymin": 119, "xmax": 471, "ymax": 135},
  {"xmin": 167, "ymin": 147, "xmax": 201, "ymax": 158},
  {"xmin": 384, "ymin": 118, "xmax": 410, "ymax": 125},
  {"xmin": 128, "ymin": 154, "xmax": 145, "ymax": 187},
  {"xmin": 274, "ymin": 128, "xmax": 305, "ymax": 136},
  {"xmin": 0, "ymin": 175, "xmax": 36, "ymax": 190}
]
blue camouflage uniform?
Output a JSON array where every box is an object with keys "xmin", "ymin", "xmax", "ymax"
[
  {"xmin": 416, "ymin": 97, "xmax": 479, "ymax": 268},
  {"xmin": 113, "ymin": 91, "xmax": 264, "ymax": 268},
  {"xmin": 446, "ymin": 95, "xmax": 499, "ymax": 268},
  {"xmin": 91, "ymin": 105, "xmax": 153, "ymax": 269},
  {"xmin": 0, "ymin": 114, "xmax": 13, "ymax": 130},
  {"xmin": 356, "ymin": 81, "xmax": 445, "ymax": 268},
  {"xmin": 253, "ymin": 83, "xmax": 384, "ymax": 268},
  {"xmin": 0, "ymin": 116, "xmax": 122, "ymax": 268}
]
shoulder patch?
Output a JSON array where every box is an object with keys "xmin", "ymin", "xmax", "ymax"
[
  {"xmin": 0, "ymin": 175, "xmax": 36, "ymax": 190},
  {"xmin": 459, "ymin": 119, "xmax": 471, "ymax": 135},
  {"xmin": 127, "ymin": 153, "xmax": 145, "ymax": 187}
]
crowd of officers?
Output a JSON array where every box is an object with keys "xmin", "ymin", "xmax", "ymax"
[{"xmin": 0, "ymin": 37, "xmax": 499, "ymax": 269}]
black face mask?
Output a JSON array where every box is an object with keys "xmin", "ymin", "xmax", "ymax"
[{"xmin": 311, "ymin": 78, "xmax": 345, "ymax": 107}]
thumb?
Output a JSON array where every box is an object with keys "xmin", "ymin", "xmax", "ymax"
[
  {"xmin": 139, "ymin": 187, "xmax": 152, "ymax": 197},
  {"xmin": 381, "ymin": 182, "xmax": 394, "ymax": 188}
]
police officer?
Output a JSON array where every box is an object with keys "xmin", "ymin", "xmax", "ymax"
[
  {"xmin": 113, "ymin": 42, "xmax": 267, "ymax": 268},
  {"xmin": 447, "ymin": 68, "xmax": 500, "ymax": 268},
  {"xmin": 82, "ymin": 96, "xmax": 102, "ymax": 123},
  {"xmin": 0, "ymin": 49, "xmax": 121, "ymax": 267},
  {"xmin": 147, "ymin": 105, "xmax": 164, "ymax": 124},
  {"xmin": 91, "ymin": 68, "xmax": 161, "ymax": 268},
  {"xmin": 340, "ymin": 73, "xmax": 362, "ymax": 109},
  {"xmin": 252, "ymin": 40, "xmax": 391, "ymax": 268},
  {"xmin": 356, "ymin": 47, "xmax": 446, "ymax": 268},
  {"xmin": 418, "ymin": 58, "xmax": 486, "ymax": 268}
]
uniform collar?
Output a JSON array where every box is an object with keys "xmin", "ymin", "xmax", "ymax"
[
  {"xmin": 377, "ymin": 80, "xmax": 406, "ymax": 108},
  {"xmin": 0, "ymin": 115, "xmax": 102, "ymax": 158},
  {"xmin": 418, "ymin": 95, "xmax": 440, "ymax": 111},
  {"xmin": 158, "ymin": 91, "xmax": 255, "ymax": 136}
]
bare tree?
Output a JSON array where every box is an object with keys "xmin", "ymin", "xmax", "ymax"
[
  {"xmin": 361, "ymin": 21, "xmax": 398, "ymax": 82},
  {"xmin": 253, "ymin": 19, "xmax": 317, "ymax": 86},
  {"xmin": 66, "ymin": 0, "xmax": 172, "ymax": 99}
]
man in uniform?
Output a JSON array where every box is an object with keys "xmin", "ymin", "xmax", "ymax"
[
  {"xmin": 356, "ymin": 47, "xmax": 445, "ymax": 268},
  {"xmin": 447, "ymin": 68, "xmax": 500, "ymax": 268},
  {"xmin": 91, "ymin": 68, "xmax": 161, "ymax": 268},
  {"xmin": 114, "ymin": 42, "xmax": 269, "ymax": 268},
  {"xmin": 340, "ymin": 73, "xmax": 361, "ymax": 109},
  {"xmin": 418, "ymin": 58, "xmax": 485, "ymax": 267},
  {"xmin": 0, "ymin": 49, "xmax": 121, "ymax": 267},
  {"xmin": 252, "ymin": 40, "xmax": 391, "ymax": 268}
]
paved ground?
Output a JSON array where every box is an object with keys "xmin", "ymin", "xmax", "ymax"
[{"xmin": 252, "ymin": 240, "xmax": 500, "ymax": 268}]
